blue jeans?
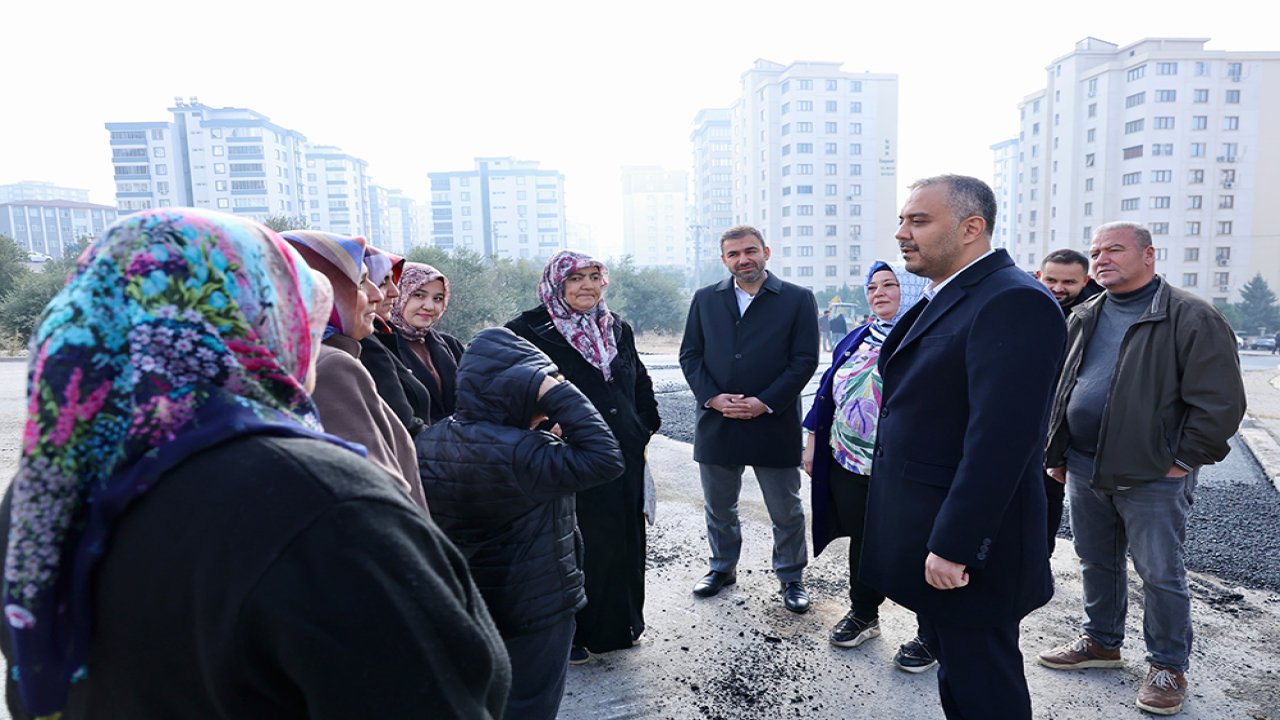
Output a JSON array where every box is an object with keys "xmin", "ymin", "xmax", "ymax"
[
  {"xmin": 699, "ymin": 463, "xmax": 808, "ymax": 583},
  {"xmin": 1066, "ymin": 470, "xmax": 1196, "ymax": 672}
]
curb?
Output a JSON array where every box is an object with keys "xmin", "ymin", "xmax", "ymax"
[{"xmin": 1239, "ymin": 419, "xmax": 1280, "ymax": 494}]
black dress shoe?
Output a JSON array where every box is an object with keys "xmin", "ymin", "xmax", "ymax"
[
  {"xmin": 692, "ymin": 570, "xmax": 737, "ymax": 597},
  {"xmin": 781, "ymin": 581, "xmax": 810, "ymax": 614}
]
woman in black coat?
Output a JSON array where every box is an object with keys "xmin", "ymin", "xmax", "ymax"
[
  {"xmin": 382, "ymin": 262, "xmax": 465, "ymax": 423},
  {"xmin": 359, "ymin": 246, "xmax": 432, "ymax": 437},
  {"xmin": 507, "ymin": 250, "xmax": 661, "ymax": 661}
]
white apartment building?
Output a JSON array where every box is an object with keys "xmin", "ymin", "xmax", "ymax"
[
  {"xmin": 107, "ymin": 99, "xmax": 375, "ymax": 235},
  {"xmin": 1012, "ymin": 37, "xmax": 1280, "ymax": 302},
  {"xmin": 0, "ymin": 200, "xmax": 117, "ymax": 258},
  {"xmin": 428, "ymin": 157, "xmax": 567, "ymax": 259},
  {"xmin": 621, "ymin": 166, "xmax": 688, "ymax": 268},
  {"xmin": 305, "ymin": 146, "xmax": 369, "ymax": 236},
  {"xmin": 0, "ymin": 181, "xmax": 91, "ymax": 204},
  {"xmin": 690, "ymin": 108, "xmax": 734, "ymax": 274},
  {"xmin": 385, "ymin": 190, "xmax": 421, "ymax": 254},
  {"xmin": 990, "ymin": 138, "xmax": 1022, "ymax": 259},
  {"xmin": 731, "ymin": 60, "xmax": 899, "ymax": 293}
]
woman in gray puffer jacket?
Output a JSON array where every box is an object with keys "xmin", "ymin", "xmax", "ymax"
[{"xmin": 416, "ymin": 327, "xmax": 624, "ymax": 720}]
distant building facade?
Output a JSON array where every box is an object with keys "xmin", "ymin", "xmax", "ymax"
[
  {"xmin": 303, "ymin": 145, "xmax": 369, "ymax": 237},
  {"xmin": 689, "ymin": 108, "xmax": 734, "ymax": 275},
  {"xmin": 621, "ymin": 166, "xmax": 688, "ymax": 268},
  {"xmin": 0, "ymin": 200, "xmax": 117, "ymax": 258},
  {"xmin": 731, "ymin": 60, "xmax": 899, "ymax": 293},
  {"xmin": 428, "ymin": 157, "xmax": 567, "ymax": 259},
  {"xmin": 1009, "ymin": 37, "xmax": 1280, "ymax": 301},
  {"xmin": 0, "ymin": 181, "xmax": 91, "ymax": 204},
  {"xmin": 990, "ymin": 138, "xmax": 1021, "ymax": 260}
]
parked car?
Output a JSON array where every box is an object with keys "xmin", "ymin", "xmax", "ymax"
[{"xmin": 1250, "ymin": 337, "xmax": 1277, "ymax": 351}]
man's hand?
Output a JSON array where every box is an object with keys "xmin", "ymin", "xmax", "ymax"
[
  {"xmin": 722, "ymin": 396, "xmax": 768, "ymax": 420},
  {"xmin": 802, "ymin": 433, "xmax": 815, "ymax": 476},
  {"xmin": 1047, "ymin": 466, "xmax": 1066, "ymax": 484},
  {"xmin": 1167, "ymin": 465, "xmax": 1189, "ymax": 478},
  {"xmin": 924, "ymin": 552, "xmax": 969, "ymax": 590},
  {"xmin": 707, "ymin": 393, "xmax": 743, "ymax": 414}
]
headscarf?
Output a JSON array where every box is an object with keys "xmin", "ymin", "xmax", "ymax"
[
  {"xmin": 863, "ymin": 260, "xmax": 928, "ymax": 348},
  {"xmin": 389, "ymin": 263, "xmax": 450, "ymax": 342},
  {"xmin": 537, "ymin": 250, "xmax": 617, "ymax": 380},
  {"xmin": 279, "ymin": 231, "xmax": 367, "ymax": 340},
  {"xmin": 4, "ymin": 209, "xmax": 363, "ymax": 718},
  {"xmin": 364, "ymin": 246, "xmax": 405, "ymax": 288}
]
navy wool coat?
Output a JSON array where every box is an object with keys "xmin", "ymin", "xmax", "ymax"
[
  {"xmin": 861, "ymin": 250, "xmax": 1067, "ymax": 626},
  {"xmin": 680, "ymin": 272, "xmax": 819, "ymax": 468}
]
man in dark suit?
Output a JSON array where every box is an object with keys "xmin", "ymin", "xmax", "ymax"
[
  {"xmin": 861, "ymin": 175, "xmax": 1067, "ymax": 719},
  {"xmin": 679, "ymin": 225, "xmax": 820, "ymax": 613}
]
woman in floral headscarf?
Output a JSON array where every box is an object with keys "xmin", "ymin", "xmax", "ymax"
[
  {"xmin": 280, "ymin": 231, "xmax": 425, "ymax": 508},
  {"xmin": 383, "ymin": 262, "xmax": 466, "ymax": 424},
  {"xmin": 507, "ymin": 251, "xmax": 661, "ymax": 663},
  {"xmin": 0, "ymin": 209, "xmax": 509, "ymax": 719},
  {"xmin": 801, "ymin": 261, "xmax": 936, "ymax": 671}
]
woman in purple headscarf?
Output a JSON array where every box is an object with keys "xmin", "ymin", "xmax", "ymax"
[
  {"xmin": 0, "ymin": 209, "xmax": 509, "ymax": 719},
  {"xmin": 507, "ymin": 250, "xmax": 661, "ymax": 663},
  {"xmin": 383, "ymin": 263, "xmax": 466, "ymax": 424}
]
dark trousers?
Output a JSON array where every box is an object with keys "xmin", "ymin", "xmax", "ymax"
[
  {"xmin": 828, "ymin": 463, "xmax": 886, "ymax": 617},
  {"xmin": 503, "ymin": 617, "xmax": 575, "ymax": 720},
  {"xmin": 1045, "ymin": 473, "xmax": 1066, "ymax": 555},
  {"xmin": 917, "ymin": 616, "xmax": 1031, "ymax": 720}
]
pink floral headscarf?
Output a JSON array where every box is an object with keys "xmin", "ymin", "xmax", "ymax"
[
  {"xmin": 538, "ymin": 251, "xmax": 617, "ymax": 380},
  {"xmin": 389, "ymin": 263, "xmax": 449, "ymax": 342}
]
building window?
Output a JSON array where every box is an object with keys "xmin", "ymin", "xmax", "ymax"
[
  {"xmin": 798, "ymin": 245, "xmax": 812, "ymax": 256},
  {"xmin": 1154, "ymin": 117, "xmax": 1175, "ymax": 129},
  {"xmin": 151, "ymin": 129, "xmax": 164, "ymax": 140},
  {"xmin": 799, "ymin": 79, "xmax": 812, "ymax": 90},
  {"xmin": 825, "ymin": 204, "xmax": 838, "ymax": 216},
  {"xmin": 1186, "ymin": 221, "xmax": 1201, "ymax": 235},
  {"xmin": 1195, "ymin": 61, "xmax": 1209, "ymax": 76},
  {"xmin": 1085, "ymin": 178, "xmax": 1094, "ymax": 191},
  {"xmin": 1219, "ymin": 195, "xmax": 1234, "ymax": 209},
  {"xmin": 797, "ymin": 122, "xmax": 813, "ymax": 132},
  {"xmin": 797, "ymin": 164, "xmax": 813, "ymax": 175},
  {"xmin": 1193, "ymin": 89, "xmax": 1209, "ymax": 103},
  {"xmin": 825, "ymin": 266, "xmax": 838, "ymax": 277},
  {"xmin": 1227, "ymin": 62, "xmax": 1242, "ymax": 79},
  {"xmin": 1152, "ymin": 144, "xmax": 1173, "ymax": 156},
  {"xmin": 1087, "ymin": 103, "xmax": 1097, "ymax": 118},
  {"xmin": 217, "ymin": 198, "xmax": 229, "ymax": 208},
  {"xmin": 1188, "ymin": 169, "xmax": 1204, "ymax": 184},
  {"xmin": 849, "ymin": 143, "xmax": 862, "ymax": 155},
  {"xmin": 850, "ymin": 80, "xmax": 862, "ymax": 92},
  {"xmin": 798, "ymin": 267, "xmax": 813, "ymax": 277},
  {"xmin": 1190, "ymin": 142, "xmax": 1206, "ymax": 157},
  {"xmin": 825, "ymin": 142, "xmax": 838, "ymax": 154},
  {"xmin": 1225, "ymin": 90, "xmax": 1241, "ymax": 104},
  {"xmin": 1151, "ymin": 222, "xmax": 1169, "ymax": 235},
  {"xmin": 155, "ymin": 164, "xmax": 167, "ymax": 176},
  {"xmin": 1125, "ymin": 92, "xmax": 1145, "ymax": 108},
  {"xmin": 825, "ymin": 185, "xmax": 838, "ymax": 196},
  {"xmin": 1157, "ymin": 62, "xmax": 1178, "ymax": 75},
  {"xmin": 1215, "ymin": 272, "xmax": 1230, "ymax": 288},
  {"xmin": 824, "ymin": 164, "xmax": 837, "ymax": 175},
  {"xmin": 1124, "ymin": 119, "xmax": 1144, "ymax": 134},
  {"xmin": 825, "ymin": 226, "xmax": 838, "ymax": 237},
  {"xmin": 1217, "ymin": 221, "xmax": 1233, "ymax": 235},
  {"xmin": 1152, "ymin": 170, "xmax": 1172, "ymax": 183},
  {"xmin": 1223, "ymin": 116, "xmax": 1239, "ymax": 131},
  {"xmin": 1086, "ymin": 128, "xmax": 1096, "ymax": 143},
  {"xmin": 1083, "ymin": 202, "xmax": 1093, "ymax": 216},
  {"xmin": 826, "ymin": 79, "xmax": 838, "ymax": 91},
  {"xmin": 1182, "ymin": 273, "xmax": 1198, "ymax": 287},
  {"xmin": 1221, "ymin": 143, "xmax": 1238, "ymax": 161},
  {"xmin": 1121, "ymin": 198, "xmax": 1140, "ymax": 211},
  {"xmin": 1188, "ymin": 195, "xmax": 1203, "ymax": 209},
  {"xmin": 798, "ymin": 205, "xmax": 814, "ymax": 215},
  {"xmin": 1127, "ymin": 65, "xmax": 1146, "ymax": 81},
  {"xmin": 849, "ymin": 101, "xmax": 862, "ymax": 113},
  {"xmin": 781, "ymin": 80, "xmax": 790, "ymax": 93},
  {"xmin": 1122, "ymin": 172, "xmax": 1142, "ymax": 186},
  {"xmin": 824, "ymin": 101, "xmax": 837, "ymax": 112},
  {"xmin": 797, "ymin": 143, "xmax": 812, "ymax": 153},
  {"xmin": 1085, "ymin": 153, "xmax": 1095, "ymax": 167},
  {"xmin": 1151, "ymin": 196, "xmax": 1171, "ymax": 209},
  {"xmin": 1155, "ymin": 90, "xmax": 1176, "ymax": 102}
]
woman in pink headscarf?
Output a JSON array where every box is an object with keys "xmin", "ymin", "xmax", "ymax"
[
  {"xmin": 382, "ymin": 262, "xmax": 466, "ymax": 423},
  {"xmin": 507, "ymin": 250, "xmax": 660, "ymax": 664}
]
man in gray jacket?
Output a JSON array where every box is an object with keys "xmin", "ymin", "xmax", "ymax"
[{"xmin": 1037, "ymin": 222, "xmax": 1246, "ymax": 716}]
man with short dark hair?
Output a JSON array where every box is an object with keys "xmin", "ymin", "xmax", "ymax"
[
  {"xmin": 1038, "ymin": 221, "xmax": 1246, "ymax": 716},
  {"xmin": 680, "ymin": 225, "xmax": 819, "ymax": 613},
  {"xmin": 1036, "ymin": 248, "xmax": 1103, "ymax": 554},
  {"xmin": 863, "ymin": 175, "xmax": 1066, "ymax": 719}
]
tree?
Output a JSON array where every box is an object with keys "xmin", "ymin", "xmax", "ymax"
[
  {"xmin": 0, "ymin": 266, "xmax": 73, "ymax": 345},
  {"xmin": 0, "ymin": 235, "xmax": 30, "ymax": 300},
  {"xmin": 402, "ymin": 247, "xmax": 540, "ymax": 340},
  {"xmin": 1214, "ymin": 300, "xmax": 1243, "ymax": 332},
  {"xmin": 1236, "ymin": 273, "xmax": 1280, "ymax": 335},
  {"xmin": 261, "ymin": 215, "xmax": 311, "ymax": 233},
  {"xmin": 607, "ymin": 258, "xmax": 686, "ymax": 335}
]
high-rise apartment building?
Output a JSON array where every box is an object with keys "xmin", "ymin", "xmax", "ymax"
[
  {"xmin": 385, "ymin": 189, "xmax": 421, "ymax": 254},
  {"xmin": 1010, "ymin": 37, "xmax": 1280, "ymax": 302},
  {"xmin": 730, "ymin": 60, "xmax": 899, "ymax": 293},
  {"xmin": 690, "ymin": 108, "xmax": 734, "ymax": 274},
  {"xmin": 428, "ymin": 157, "xmax": 567, "ymax": 259},
  {"xmin": 621, "ymin": 166, "xmax": 688, "ymax": 268},
  {"xmin": 304, "ymin": 145, "xmax": 370, "ymax": 237},
  {"xmin": 0, "ymin": 181, "xmax": 91, "ymax": 204},
  {"xmin": 990, "ymin": 138, "xmax": 1021, "ymax": 258},
  {"xmin": 0, "ymin": 200, "xmax": 117, "ymax": 258},
  {"xmin": 107, "ymin": 99, "xmax": 375, "ymax": 235}
]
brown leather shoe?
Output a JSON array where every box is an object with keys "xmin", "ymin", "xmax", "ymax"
[
  {"xmin": 1136, "ymin": 664, "xmax": 1187, "ymax": 715},
  {"xmin": 1037, "ymin": 635, "xmax": 1124, "ymax": 670}
]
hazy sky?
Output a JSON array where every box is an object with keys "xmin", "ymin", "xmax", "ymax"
[{"xmin": 3, "ymin": 0, "xmax": 1274, "ymax": 258}]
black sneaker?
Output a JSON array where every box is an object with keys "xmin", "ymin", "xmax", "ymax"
[
  {"xmin": 568, "ymin": 645, "xmax": 591, "ymax": 665},
  {"xmin": 893, "ymin": 636, "xmax": 938, "ymax": 673},
  {"xmin": 830, "ymin": 611, "xmax": 881, "ymax": 648}
]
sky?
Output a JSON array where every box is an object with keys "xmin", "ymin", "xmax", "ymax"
[{"xmin": 2, "ymin": 0, "xmax": 1275, "ymax": 258}]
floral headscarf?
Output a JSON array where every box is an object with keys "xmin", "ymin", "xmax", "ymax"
[
  {"xmin": 3, "ymin": 209, "xmax": 362, "ymax": 718},
  {"xmin": 389, "ymin": 263, "xmax": 450, "ymax": 342},
  {"xmin": 537, "ymin": 251, "xmax": 616, "ymax": 380},
  {"xmin": 279, "ymin": 231, "xmax": 367, "ymax": 340},
  {"xmin": 863, "ymin": 260, "xmax": 928, "ymax": 348}
]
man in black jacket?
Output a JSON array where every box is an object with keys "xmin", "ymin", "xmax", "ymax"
[
  {"xmin": 679, "ymin": 225, "xmax": 820, "ymax": 613},
  {"xmin": 1036, "ymin": 248, "xmax": 1103, "ymax": 554}
]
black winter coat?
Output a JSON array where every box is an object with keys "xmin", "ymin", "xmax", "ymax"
[
  {"xmin": 416, "ymin": 328, "xmax": 625, "ymax": 638},
  {"xmin": 360, "ymin": 333, "xmax": 432, "ymax": 436},
  {"xmin": 376, "ymin": 329, "xmax": 466, "ymax": 423},
  {"xmin": 507, "ymin": 306, "xmax": 660, "ymax": 651},
  {"xmin": 0, "ymin": 435, "xmax": 510, "ymax": 719}
]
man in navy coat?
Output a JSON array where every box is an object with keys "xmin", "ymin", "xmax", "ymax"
[
  {"xmin": 862, "ymin": 175, "xmax": 1066, "ymax": 719},
  {"xmin": 680, "ymin": 225, "xmax": 820, "ymax": 613}
]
